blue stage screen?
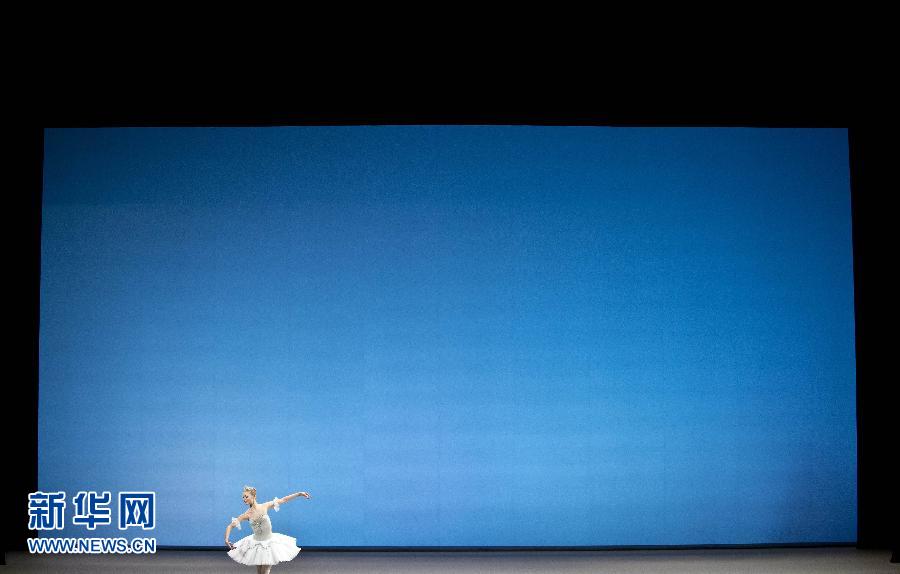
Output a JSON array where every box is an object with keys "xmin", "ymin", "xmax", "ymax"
[{"xmin": 38, "ymin": 126, "xmax": 856, "ymax": 546}]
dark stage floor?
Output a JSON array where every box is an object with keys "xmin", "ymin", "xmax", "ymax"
[{"xmin": 4, "ymin": 548, "xmax": 898, "ymax": 573}]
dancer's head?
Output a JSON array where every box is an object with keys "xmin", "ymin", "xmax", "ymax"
[{"xmin": 242, "ymin": 485, "xmax": 257, "ymax": 506}]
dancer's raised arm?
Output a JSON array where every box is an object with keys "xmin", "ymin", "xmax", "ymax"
[{"xmin": 266, "ymin": 491, "xmax": 311, "ymax": 510}]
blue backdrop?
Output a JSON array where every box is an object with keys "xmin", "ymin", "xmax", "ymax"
[{"xmin": 39, "ymin": 126, "xmax": 857, "ymax": 546}]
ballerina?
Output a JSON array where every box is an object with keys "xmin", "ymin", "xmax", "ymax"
[{"xmin": 225, "ymin": 485, "xmax": 311, "ymax": 574}]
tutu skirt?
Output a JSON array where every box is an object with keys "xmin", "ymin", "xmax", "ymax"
[{"xmin": 227, "ymin": 532, "xmax": 301, "ymax": 566}]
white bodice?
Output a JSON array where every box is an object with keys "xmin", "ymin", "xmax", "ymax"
[{"xmin": 249, "ymin": 513, "xmax": 273, "ymax": 539}]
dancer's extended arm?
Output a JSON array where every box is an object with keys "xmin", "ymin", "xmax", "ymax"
[{"xmin": 267, "ymin": 491, "xmax": 311, "ymax": 510}]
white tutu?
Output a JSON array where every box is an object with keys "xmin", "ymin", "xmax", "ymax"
[
  {"xmin": 227, "ymin": 510, "xmax": 300, "ymax": 566},
  {"xmin": 228, "ymin": 531, "xmax": 301, "ymax": 566}
]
